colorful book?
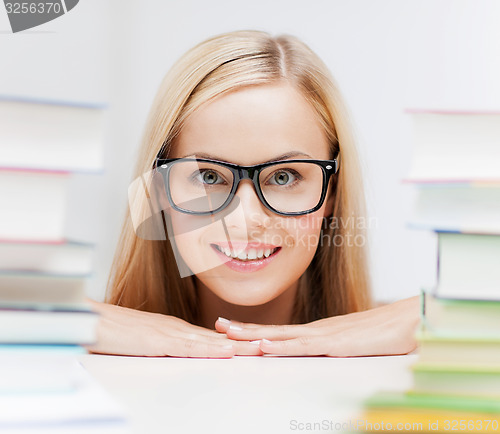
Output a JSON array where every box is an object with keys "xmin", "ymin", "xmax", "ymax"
[
  {"xmin": 0, "ymin": 168, "xmax": 70, "ymax": 242},
  {"xmin": 0, "ymin": 271, "xmax": 89, "ymax": 306},
  {"xmin": 0, "ymin": 239, "xmax": 94, "ymax": 275},
  {"xmin": 435, "ymin": 232, "xmax": 500, "ymax": 300},
  {"xmin": 411, "ymin": 363, "xmax": 500, "ymax": 398},
  {"xmin": 0, "ymin": 97, "xmax": 105, "ymax": 173},
  {"xmin": 407, "ymin": 182, "xmax": 500, "ymax": 234},
  {"xmin": 364, "ymin": 389, "xmax": 500, "ymax": 413},
  {"xmin": 360, "ymin": 390, "xmax": 500, "ymax": 433},
  {"xmin": 361, "ymin": 409, "xmax": 500, "ymax": 433},
  {"xmin": 422, "ymin": 291, "xmax": 500, "ymax": 337},
  {"xmin": 405, "ymin": 111, "xmax": 500, "ymax": 182},
  {"xmin": 0, "ymin": 306, "xmax": 98, "ymax": 344},
  {"xmin": 416, "ymin": 330, "xmax": 500, "ymax": 368}
]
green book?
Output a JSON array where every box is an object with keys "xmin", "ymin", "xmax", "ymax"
[
  {"xmin": 411, "ymin": 362, "xmax": 500, "ymax": 398},
  {"xmin": 415, "ymin": 322, "xmax": 500, "ymax": 367},
  {"xmin": 421, "ymin": 290, "xmax": 500, "ymax": 337},
  {"xmin": 364, "ymin": 390, "xmax": 500, "ymax": 413}
]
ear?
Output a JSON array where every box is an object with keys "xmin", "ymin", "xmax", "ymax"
[
  {"xmin": 150, "ymin": 169, "xmax": 172, "ymax": 215},
  {"xmin": 323, "ymin": 176, "xmax": 337, "ymax": 218},
  {"xmin": 324, "ymin": 192, "xmax": 335, "ymax": 218}
]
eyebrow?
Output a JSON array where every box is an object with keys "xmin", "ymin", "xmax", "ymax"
[{"xmin": 178, "ymin": 151, "xmax": 314, "ymax": 164}]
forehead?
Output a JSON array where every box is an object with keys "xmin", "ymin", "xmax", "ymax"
[{"xmin": 169, "ymin": 83, "xmax": 330, "ymax": 164}]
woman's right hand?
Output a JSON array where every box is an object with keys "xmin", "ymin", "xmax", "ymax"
[{"xmin": 83, "ymin": 299, "xmax": 262, "ymax": 358}]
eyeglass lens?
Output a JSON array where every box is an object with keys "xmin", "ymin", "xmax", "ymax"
[{"xmin": 165, "ymin": 160, "xmax": 324, "ymax": 214}]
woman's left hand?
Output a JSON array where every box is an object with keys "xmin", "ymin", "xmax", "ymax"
[{"xmin": 215, "ymin": 296, "xmax": 420, "ymax": 357}]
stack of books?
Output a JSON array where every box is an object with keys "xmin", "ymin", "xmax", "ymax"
[
  {"xmin": 358, "ymin": 111, "xmax": 500, "ymax": 433},
  {"xmin": 0, "ymin": 97, "xmax": 127, "ymax": 432}
]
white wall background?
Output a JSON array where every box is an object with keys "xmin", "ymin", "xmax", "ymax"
[{"xmin": 1, "ymin": 0, "xmax": 499, "ymax": 303}]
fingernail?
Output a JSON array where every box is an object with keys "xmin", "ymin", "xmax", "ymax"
[
  {"xmin": 222, "ymin": 344, "xmax": 234, "ymax": 350},
  {"xmin": 262, "ymin": 338, "xmax": 272, "ymax": 345},
  {"xmin": 218, "ymin": 317, "xmax": 231, "ymax": 324},
  {"xmin": 249, "ymin": 340, "xmax": 261, "ymax": 345},
  {"xmin": 229, "ymin": 324, "xmax": 243, "ymax": 331}
]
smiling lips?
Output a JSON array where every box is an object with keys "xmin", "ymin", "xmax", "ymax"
[{"xmin": 210, "ymin": 241, "xmax": 282, "ymax": 272}]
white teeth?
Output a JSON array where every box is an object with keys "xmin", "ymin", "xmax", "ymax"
[
  {"xmin": 237, "ymin": 251, "xmax": 247, "ymax": 260},
  {"xmin": 217, "ymin": 246, "xmax": 234, "ymax": 258},
  {"xmin": 214, "ymin": 245, "xmax": 278, "ymax": 261}
]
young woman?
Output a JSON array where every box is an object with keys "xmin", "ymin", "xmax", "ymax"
[{"xmin": 86, "ymin": 30, "xmax": 420, "ymax": 358}]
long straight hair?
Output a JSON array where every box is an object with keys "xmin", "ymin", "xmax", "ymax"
[{"xmin": 105, "ymin": 30, "xmax": 373, "ymax": 324}]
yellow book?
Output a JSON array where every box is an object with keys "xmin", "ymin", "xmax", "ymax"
[
  {"xmin": 360, "ymin": 408, "xmax": 500, "ymax": 433},
  {"xmin": 359, "ymin": 391, "xmax": 500, "ymax": 433}
]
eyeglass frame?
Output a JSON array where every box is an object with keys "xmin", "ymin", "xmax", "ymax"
[{"xmin": 154, "ymin": 156, "xmax": 339, "ymax": 217}]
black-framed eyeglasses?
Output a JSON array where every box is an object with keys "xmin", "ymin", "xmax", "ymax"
[{"xmin": 154, "ymin": 157, "xmax": 339, "ymax": 216}]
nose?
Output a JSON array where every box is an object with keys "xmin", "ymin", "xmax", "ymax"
[{"xmin": 224, "ymin": 179, "xmax": 270, "ymax": 230}]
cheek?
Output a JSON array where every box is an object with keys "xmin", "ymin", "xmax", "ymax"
[
  {"xmin": 297, "ymin": 213, "xmax": 325, "ymax": 234},
  {"xmin": 274, "ymin": 213, "xmax": 325, "ymax": 252},
  {"xmin": 167, "ymin": 214, "xmax": 199, "ymax": 271},
  {"xmin": 167, "ymin": 212, "xmax": 230, "ymax": 275}
]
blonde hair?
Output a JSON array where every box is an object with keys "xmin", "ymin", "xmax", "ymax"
[{"xmin": 105, "ymin": 30, "xmax": 372, "ymax": 324}]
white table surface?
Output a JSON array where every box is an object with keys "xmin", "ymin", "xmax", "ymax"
[{"xmin": 78, "ymin": 353, "xmax": 418, "ymax": 434}]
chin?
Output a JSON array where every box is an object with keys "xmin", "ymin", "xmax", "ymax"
[
  {"xmin": 219, "ymin": 293, "xmax": 277, "ymax": 307},
  {"xmin": 201, "ymin": 277, "xmax": 283, "ymax": 307}
]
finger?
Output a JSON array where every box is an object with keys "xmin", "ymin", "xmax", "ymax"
[
  {"xmin": 176, "ymin": 330, "xmax": 263, "ymax": 356},
  {"xmin": 214, "ymin": 317, "xmax": 262, "ymax": 333},
  {"xmin": 165, "ymin": 337, "xmax": 235, "ymax": 358},
  {"xmin": 180, "ymin": 323, "xmax": 263, "ymax": 356},
  {"xmin": 175, "ymin": 328, "xmax": 262, "ymax": 356},
  {"xmin": 163, "ymin": 316, "xmax": 229, "ymax": 338},
  {"xmin": 214, "ymin": 318, "xmax": 231, "ymax": 333},
  {"xmin": 233, "ymin": 340, "xmax": 264, "ymax": 356},
  {"xmin": 180, "ymin": 324, "xmax": 229, "ymax": 339},
  {"xmin": 259, "ymin": 336, "xmax": 326, "ymax": 357},
  {"xmin": 224, "ymin": 323, "xmax": 313, "ymax": 341},
  {"xmin": 174, "ymin": 330, "xmax": 240, "ymax": 348}
]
